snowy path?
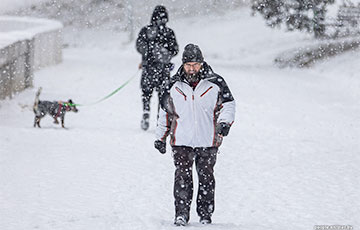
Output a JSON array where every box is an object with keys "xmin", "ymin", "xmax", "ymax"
[{"xmin": 1, "ymin": 9, "xmax": 359, "ymax": 230}]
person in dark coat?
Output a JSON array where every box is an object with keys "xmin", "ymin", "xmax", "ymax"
[
  {"xmin": 136, "ymin": 5, "xmax": 179, "ymax": 130},
  {"xmin": 154, "ymin": 44, "xmax": 236, "ymax": 226}
]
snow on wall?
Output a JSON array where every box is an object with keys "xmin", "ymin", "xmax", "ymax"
[
  {"xmin": 0, "ymin": 0, "xmax": 48, "ymax": 14},
  {"xmin": 0, "ymin": 16, "xmax": 63, "ymax": 100},
  {"xmin": 274, "ymin": 37, "xmax": 360, "ymax": 68}
]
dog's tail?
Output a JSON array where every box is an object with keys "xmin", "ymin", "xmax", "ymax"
[{"xmin": 33, "ymin": 87, "xmax": 42, "ymax": 112}]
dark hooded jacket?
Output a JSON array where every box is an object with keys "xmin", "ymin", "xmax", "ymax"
[{"xmin": 136, "ymin": 5, "xmax": 179, "ymax": 67}]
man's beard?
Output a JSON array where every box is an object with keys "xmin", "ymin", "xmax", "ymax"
[{"xmin": 185, "ymin": 72, "xmax": 200, "ymax": 84}]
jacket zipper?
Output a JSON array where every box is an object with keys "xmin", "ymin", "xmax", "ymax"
[
  {"xmin": 192, "ymin": 90, "xmax": 196, "ymax": 147},
  {"xmin": 200, "ymin": 86, "xmax": 213, "ymax": 97},
  {"xmin": 175, "ymin": 87, "xmax": 187, "ymax": 101},
  {"xmin": 191, "ymin": 80, "xmax": 202, "ymax": 147}
]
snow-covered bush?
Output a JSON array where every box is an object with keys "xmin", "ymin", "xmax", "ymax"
[{"xmin": 251, "ymin": 0, "xmax": 335, "ymax": 38}]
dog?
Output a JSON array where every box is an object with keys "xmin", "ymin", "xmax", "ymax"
[{"xmin": 33, "ymin": 87, "xmax": 78, "ymax": 128}]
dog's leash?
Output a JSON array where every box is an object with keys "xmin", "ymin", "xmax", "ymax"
[{"xmin": 65, "ymin": 69, "xmax": 140, "ymax": 107}]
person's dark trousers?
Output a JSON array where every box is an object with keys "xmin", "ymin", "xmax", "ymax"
[
  {"xmin": 140, "ymin": 64, "xmax": 170, "ymax": 112},
  {"xmin": 172, "ymin": 146, "xmax": 218, "ymax": 221}
]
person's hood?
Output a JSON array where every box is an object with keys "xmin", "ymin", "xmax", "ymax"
[{"xmin": 151, "ymin": 5, "xmax": 169, "ymax": 26}]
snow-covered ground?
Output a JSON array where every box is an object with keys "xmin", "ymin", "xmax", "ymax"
[{"xmin": 1, "ymin": 7, "xmax": 359, "ymax": 230}]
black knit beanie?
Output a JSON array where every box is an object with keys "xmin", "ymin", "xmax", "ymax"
[{"xmin": 182, "ymin": 44, "xmax": 204, "ymax": 63}]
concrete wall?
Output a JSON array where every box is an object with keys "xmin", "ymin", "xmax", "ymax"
[{"xmin": 0, "ymin": 16, "xmax": 63, "ymax": 100}]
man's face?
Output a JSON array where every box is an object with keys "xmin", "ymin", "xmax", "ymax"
[{"xmin": 184, "ymin": 62, "xmax": 202, "ymax": 76}]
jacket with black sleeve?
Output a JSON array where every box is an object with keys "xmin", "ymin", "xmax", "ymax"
[{"xmin": 156, "ymin": 62, "xmax": 236, "ymax": 148}]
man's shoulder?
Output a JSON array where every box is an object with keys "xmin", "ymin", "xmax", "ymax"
[
  {"xmin": 165, "ymin": 26, "xmax": 175, "ymax": 32},
  {"xmin": 169, "ymin": 74, "xmax": 182, "ymax": 86},
  {"xmin": 164, "ymin": 73, "xmax": 182, "ymax": 91},
  {"xmin": 202, "ymin": 63, "xmax": 224, "ymax": 82},
  {"xmin": 140, "ymin": 25, "xmax": 151, "ymax": 31},
  {"xmin": 202, "ymin": 65, "xmax": 234, "ymax": 101},
  {"xmin": 202, "ymin": 65, "xmax": 232, "ymax": 94},
  {"xmin": 137, "ymin": 27, "xmax": 148, "ymax": 38},
  {"xmin": 207, "ymin": 73, "xmax": 225, "ymax": 85}
]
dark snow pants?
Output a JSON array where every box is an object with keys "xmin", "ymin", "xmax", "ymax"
[
  {"xmin": 172, "ymin": 146, "xmax": 218, "ymax": 221},
  {"xmin": 140, "ymin": 64, "xmax": 170, "ymax": 112}
]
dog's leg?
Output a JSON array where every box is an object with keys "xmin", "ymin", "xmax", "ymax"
[
  {"xmin": 33, "ymin": 87, "xmax": 42, "ymax": 113},
  {"xmin": 61, "ymin": 117, "xmax": 65, "ymax": 128},
  {"xmin": 34, "ymin": 116, "xmax": 41, "ymax": 128},
  {"xmin": 36, "ymin": 117, "xmax": 41, "ymax": 128}
]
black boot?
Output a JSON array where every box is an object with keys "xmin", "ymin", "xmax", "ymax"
[
  {"xmin": 174, "ymin": 215, "xmax": 188, "ymax": 226},
  {"xmin": 199, "ymin": 216, "xmax": 212, "ymax": 224},
  {"xmin": 141, "ymin": 112, "xmax": 150, "ymax": 130}
]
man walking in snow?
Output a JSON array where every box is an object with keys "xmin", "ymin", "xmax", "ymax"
[
  {"xmin": 154, "ymin": 44, "xmax": 236, "ymax": 226},
  {"xmin": 136, "ymin": 5, "xmax": 179, "ymax": 131}
]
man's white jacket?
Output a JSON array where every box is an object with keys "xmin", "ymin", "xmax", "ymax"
[{"xmin": 156, "ymin": 63, "xmax": 235, "ymax": 148}]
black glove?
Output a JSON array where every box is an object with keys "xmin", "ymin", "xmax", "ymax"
[
  {"xmin": 154, "ymin": 140, "xmax": 166, "ymax": 154},
  {"xmin": 216, "ymin": 122, "xmax": 231, "ymax": 137}
]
